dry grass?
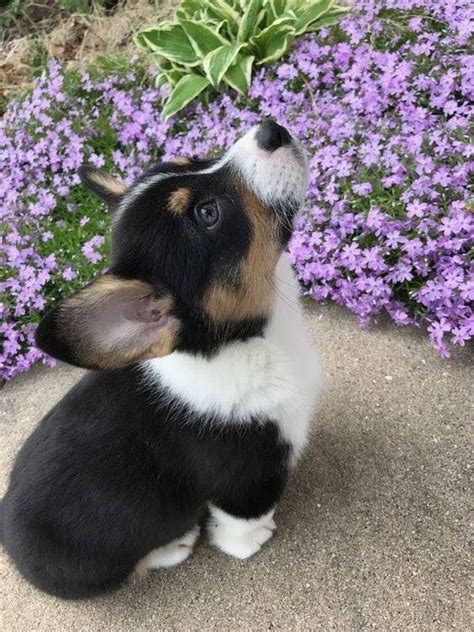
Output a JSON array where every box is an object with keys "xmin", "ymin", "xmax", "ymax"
[{"xmin": 0, "ymin": 1, "xmax": 177, "ymax": 107}]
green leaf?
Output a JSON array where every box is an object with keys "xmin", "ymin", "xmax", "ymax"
[
  {"xmin": 150, "ymin": 53, "xmax": 171, "ymax": 70},
  {"xmin": 179, "ymin": 0, "xmax": 202, "ymax": 14},
  {"xmin": 154, "ymin": 73, "xmax": 168, "ymax": 89},
  {"xmin": 178, "ymin": 18, "xmax": 229, "ymax": 58},
  {"xmin": 135, "ymin": 24, "xmax": 197, "ymax": 66},
  {"xmin": 307, "ymin": 12, "xmax": 344, "ymax": 31},
  {"xmin": 201, "ymin": 0, "xmax": 240, "ymax": 33},
  {"xmin": 224, "ymin": 54, "xmax": 254, "ymax": 94},
  {"xmin": 261, "ymin": 31, "xmax": 295, "ymax": 64},
  {"xmin": 250, "ymin": 18, "xmax": 295, "ymax": 63},
  {"xmin": 268, "ymin": 0, "xmax": 288, "ymax": 21},
  {"xmin": 162, "ymin": 74, "xmax": 210, "ymax": 120},
  {"xmin": 332, "ymin": 3, "xmax": 350, "ymax": 10},
  {"xmin": 238, "ymin": 0, "xmax": 263, "ymax": 43},
  {"xmin": 166, "ymin": 68, "xmax": 187, "ymax": 87},
  {"xmin": 293, "ymin": 0, "xmax": 333, "ymax": 35},
  {"xmin": 202, "ymin": 43, "xmax": 244, "ymax": 87}
]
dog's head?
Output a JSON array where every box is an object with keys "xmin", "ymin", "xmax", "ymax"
[{"xmin": 36, "ymin": 119, "xmax": 308, "ymax": 370}]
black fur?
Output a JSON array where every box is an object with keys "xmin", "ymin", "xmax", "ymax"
[
  {"xmin": 1, "ymin": 130, "xmax": 303, "ymax": 598},
  {"xmin": 111, "ymin": 166, "xmax": 261, "ymax": 356},
  {"xmin": 1, "ymin": 368, "xmax": 288, "ymax": 599}
]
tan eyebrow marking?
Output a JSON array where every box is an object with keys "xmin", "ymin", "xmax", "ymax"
[{"xmin": 168, "ymin": 187, "xmax": 192, "ymax": 214}]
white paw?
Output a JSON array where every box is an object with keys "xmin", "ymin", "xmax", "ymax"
[
  {"xmin": 208, "ymin": 505, "xmax": 276, "ymax": 560},
  {"xmin": 144, "ymin": 525, "xmax": 200, "ymax": 569}
]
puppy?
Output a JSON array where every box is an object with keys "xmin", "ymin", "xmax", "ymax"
[{"xmin": 0, "ymin": 119, "xmax": 322, "ymax": 599}]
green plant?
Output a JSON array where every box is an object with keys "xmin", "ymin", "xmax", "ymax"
[{"xmin": 135, "ymin": 0, "xmax": 349, "ymax": 119}]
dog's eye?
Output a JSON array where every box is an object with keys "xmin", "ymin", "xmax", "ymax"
[{"xmin": 195, "ymin": 202, "xmax": 220, "ymax": 229}]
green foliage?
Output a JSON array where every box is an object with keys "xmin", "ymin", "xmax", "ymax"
[
  {"xmin": 135, "ymin": 0, "xmax": 349, "ymax": 118},
  {"xmin": 30, "ymin": 64, "xmax": 141, "ymax": 307}
]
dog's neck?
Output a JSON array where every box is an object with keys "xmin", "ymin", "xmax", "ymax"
[
  {"xmin": 141, "ymin": 253, "xmax": 321, "ymax": 459},
  {"xmin": 142, "ymin": 255, "xmax": 312, "ymax": 418}
]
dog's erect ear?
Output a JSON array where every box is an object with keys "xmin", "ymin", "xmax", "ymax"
[
  {"xmin": 79, "ymin": 166, "xmax": 127, "ymax": 211},
  {"xmin": 35, "ymin": 275, "xmax": 180, "ymax": 370}
]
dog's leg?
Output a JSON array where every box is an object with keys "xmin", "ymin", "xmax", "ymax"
[
  {"xmin": 140, "ymin": 526, "xmax": 200, "ymax": 570},
  {"xmin": 207, "ymin": 464, "xmax": 287, "ymax": 560},
  {"xmin": 208, "ymin": 504, "xmax": 277, "ymax": 559}
]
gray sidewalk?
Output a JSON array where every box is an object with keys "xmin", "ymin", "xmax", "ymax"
[{"xmin": 0, "ymin": 304, "xmax": 471, "ymax": 631}]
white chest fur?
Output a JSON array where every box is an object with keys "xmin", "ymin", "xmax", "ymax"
[{"xmin": 144, "ymin": 255, "xmax": 323, "ymax": 461}]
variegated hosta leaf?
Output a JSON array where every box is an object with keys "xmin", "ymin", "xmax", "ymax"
[
  {"xmin": 307, "ymin": 12, "xmax": 346, "ymax": 31},
  {"xmin": 179, "ymin": 0, "xmax": 202, "ymax": 14},
  {"xmin": 250, "ymin": 17, "xmax": 296, "ymax": 63},
  {"xmin": 224, "ymin": 55, "xmax": 254, "ymax": 94},
  {"xmin": 201, "ymin": 0, "xmax": 240, "ymax": 33},
  {"xmin": 155, "ymin": 73, "xmax": 168, "ymax": 89},
  {"xmin": 166, "ymin": 68, "xmax": 187, "ymax": 87},
  {"xmin": 202, "ymin": 43, "xmax": 244, "ymax": 87},
  {"xmin": 268, "ymin": 0, "xmax": 289, "ymax": 22},
  {"xmin": 178, "ymin": 19, "xmax": 230, "ymax": 58},
  {"xmin": 293, "ymin": 0, "xmax": 333, "ymax": 36},
  {"xmin": 135, "ymin": 24, "xmax": 197, "ymax": 66},
  {"xmin": 237, "ymin": 0, "xmax": 263, "ymax": 43},
  {"xmin": 136, "ymin": 0, "xmax": 350, "ymax": 116},
  {"xmin": 162, "ymin": 74, "xmax": 210, "ymax": 120}
]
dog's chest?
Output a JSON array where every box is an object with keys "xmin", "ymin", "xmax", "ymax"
[{"xmin": 144, "ymin": 257, "xmax": 322, "ymax": 460}]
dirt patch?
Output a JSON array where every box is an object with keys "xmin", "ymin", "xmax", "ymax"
[{"xmin": 0, "ymin": 1, "xmax": 176, "ymax": 108}]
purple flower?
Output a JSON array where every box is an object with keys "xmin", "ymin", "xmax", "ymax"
[
  {"xmin": 352, "ymin": 182, "xmax": 373, "ymax": 195},
  {"xmin": 406, "ymin": 200, "xmax": 427, "ymax": 218},
  {"xmin": 2, "ymin": 0, "xmax": 474, "ymax": 379},
  {"xmin": 82, "ymin": 236, "xmax": 105, "ymax": 264},
  {"xmin": 62, "ymin": 267, "xmax": 76, "ymax": 281}
]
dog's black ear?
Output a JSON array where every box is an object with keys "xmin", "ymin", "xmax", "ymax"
[
  {"xmin": 36, "ymin": 275, "xmax": 180, "ymax": 370},
  {"xmin": 79, "ymin": 166, "xmax": 126, "ymax": 212}
]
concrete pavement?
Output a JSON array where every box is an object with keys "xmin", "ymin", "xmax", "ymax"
[{"xmin": 0, "ymin": 303, "xmax": 471, "ymax": 631}]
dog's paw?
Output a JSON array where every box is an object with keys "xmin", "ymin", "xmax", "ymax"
[
  {"xmin": 144, "ymin": 525, "xmax": 200, "ymax": 569},
  {"xmin": 208, "ymin": 505, "xmax": 276, "ymax": 560}
]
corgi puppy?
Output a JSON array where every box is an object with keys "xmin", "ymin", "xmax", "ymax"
[{"xmin": 0, "ymin": 119, "xmax": 322, "ymax": 599}]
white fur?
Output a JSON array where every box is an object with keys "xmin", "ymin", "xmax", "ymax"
[
  {"xmin": 195, "ymin": 126, "xmax": 308, "ymax": 209},
  {"xmin": 116, "ymin": 124, "xmax": 307, "ymax": 222},
  {"xmin": 142, "ymin": 526, "xmax": 200, "ymax": 569},
  {"xmin": 208, "ymin": 505, "xmax": 276, "ymax": 559},
  {"xmin": 226, "ymin": 125, "xmax": 308, "ymax": 209},
  {"xmin": 143, "ymin": 255, "xmax": 322, "ymax": 462}
]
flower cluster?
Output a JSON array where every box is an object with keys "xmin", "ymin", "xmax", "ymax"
[
  {"xmin": 283, "ymin": 0, "xmax": 474, "ymax": 357},
  {"xmin": 1, "ymin": 0, "xmax": 473, "ymax": 379}
]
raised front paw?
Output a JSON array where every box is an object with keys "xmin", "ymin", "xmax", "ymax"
[{"xmin": 208, "ymin": 505, "xmax": 276, "ymax": 560}]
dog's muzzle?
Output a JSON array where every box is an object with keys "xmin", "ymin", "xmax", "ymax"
[{"xmin": 227, "ymin": 118, "xmax": 309, "ymax": 214}]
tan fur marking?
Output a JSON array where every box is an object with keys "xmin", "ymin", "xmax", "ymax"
[
  {"xmin": 71, "ymin": 275, "xmax": 149, "ymax": 298},
  {"xmin": 172, "ymin": 157, "xmax": 191, "ymax": 165},
  {"xmin": 129, "ymin": 557, "xmax": 149, "ymax": 582},
  {"xmin": 203, "ymin": 185, "xmax": 279, "ymax": 321},
  {"xmin": 59, "ymin": 276, "xmax": 179, "ymax": 370},
  {"xmin": 168, "ymin": 187, "xmax": 192, "ymax": 215},
  {"xmin": 89, "ymin": 172, "xmax": 126, "ymax": 196}
]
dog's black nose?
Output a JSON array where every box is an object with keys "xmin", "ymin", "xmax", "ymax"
[{"xmin": 256, "ymin": 119, "xmax": 292, "ymax": 152}]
